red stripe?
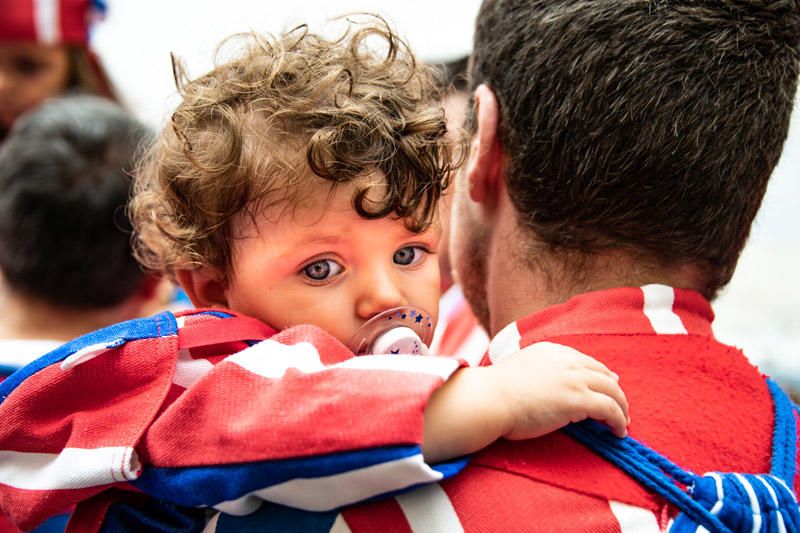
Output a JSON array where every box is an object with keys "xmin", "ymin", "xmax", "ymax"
[
  {"xmin": 516, "ymin": 288, "xmax": 653, "ymax": 345},
  {"xmin": 0, "ymin": 337, "xmax": 177, "ymax": 452},
  {"xmin": 671, "ymin": 289, "xmax": 714, "ymax": 336},
  {"xmin": 794, "ymin": 409, "xmax": 800, "ymax": 493},
  {"xmin": 0, "ymin": 0, "xmax": 37, "ymax": 41},
  {"xmin": 342, "ymin": 499, "xmax": 412, "ymax": 533},
  {"xmin": 0, "ymin": 512, "xmax": 22, "ymax": 533},
  {"xmin": 177, "ymin": 316, "xmax": 274, "ymax": 350},
  {"xmin": 1, "ymin": 486, "xmax": 97, "ymax": 532},
  {"xmin": 442, "ymin": 466, "xmax": 621, "ymax": 532},
  {"xmin": 58, "ymin": 0, "xmax": 90, "ymax": 44},
  {"xmin": 143, "ymin": 363, "xmax": 444, "ymax": 465}
]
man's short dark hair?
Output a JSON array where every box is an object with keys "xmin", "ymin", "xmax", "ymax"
[
  {"xmin": 0, "ymin": 96, "xmax": 151, "ymax": 308},
  {"xmin": 471, "ymin": 0, "xmax": 800, "ymax": 297}
]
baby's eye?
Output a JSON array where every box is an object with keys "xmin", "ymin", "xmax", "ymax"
[
  {"xmin": 302, "ymin": 259, "xmax": 343, "ymax": 281},
  {"xmin": 393, "ymin": 246, "xmax": 426, "ymax": 266}
]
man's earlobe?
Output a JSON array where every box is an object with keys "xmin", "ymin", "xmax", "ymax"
[
  {"xmin": 466, "ymin": 84, "xmax": 503, "ymax": 205},
  {"xmin": 175, "ymin": 268, "xmax": 229, "ymax": 309}
]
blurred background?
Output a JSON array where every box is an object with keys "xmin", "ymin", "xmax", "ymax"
[{"xmin": 92, "ymin": 0, "xmax": 799, "ymax": 386}]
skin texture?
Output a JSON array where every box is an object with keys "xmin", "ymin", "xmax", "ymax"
[
  {"xmin": 0, "ymin": 44, "xmax": 70, "ymax": 131},
  {"xmin": 178, "ymin": 174, "xmax": 441, "ymax": 347},
  {"xmin": 423, "ymin": 342, "xmax": 629, "ymax": 462}
]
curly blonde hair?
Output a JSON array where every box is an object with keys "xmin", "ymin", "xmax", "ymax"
[{"xmin": 131, "ymin": 16, "xmax": 460, "ymax": 280}]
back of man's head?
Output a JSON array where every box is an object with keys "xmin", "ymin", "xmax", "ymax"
[
  {"xmin": 471, "ymin": 0, "xmax": 800, "ymax": 298},
  {"xmin": 0, "ymin": 95, "xmax": 151, "ymax": 309}
]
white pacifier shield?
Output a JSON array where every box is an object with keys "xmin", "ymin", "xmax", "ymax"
[{"xmin": 370, "ymin": 326, "xmax": 429, "ymax": 355}]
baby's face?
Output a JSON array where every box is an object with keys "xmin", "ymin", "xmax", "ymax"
[{"xmin": 221, "ymin": 176, "xmax": 441, "ymax": 346}]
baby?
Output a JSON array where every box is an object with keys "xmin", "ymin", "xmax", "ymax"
[{"xmin": 0, "ymin": 18, "xmax": 628, "ymax": 532}]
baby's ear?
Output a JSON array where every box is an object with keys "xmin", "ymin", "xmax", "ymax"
[{"xmin": 175, "ymin": 268, "xmax": 229, "ymax": 309}]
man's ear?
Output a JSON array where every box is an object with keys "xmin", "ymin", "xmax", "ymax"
[
  {"xmin": 466, "ymin": 84, "xmax": 503, "ymax": 205},
  {"xmin": 175, "ymin": 268, "xmax": 229, "ymax": 309}
]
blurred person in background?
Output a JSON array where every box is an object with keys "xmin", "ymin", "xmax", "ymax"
[
  {"xmin": 0, "ymin": 95, "xmax": 158, "ymax": 383},
  {"xmin": 429, "ymin": 55, "xmax": 489, "ymax": 364},
  {"xmin": 0, "ymin": 0, "xmax": 116, "ymax": 142}
]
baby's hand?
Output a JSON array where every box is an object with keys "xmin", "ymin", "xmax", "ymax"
[
  {"xmin": 421, "ymin": 342, "xmax": 629, "ymax": 463},
  {"xmin": 490, "ymin": 342, "xmax": 629, "ymax": 439}
]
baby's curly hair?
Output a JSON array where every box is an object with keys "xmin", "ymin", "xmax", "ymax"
[{"xmin": 131, "ymin": 16, "xmax": 458, "ymax": 280}]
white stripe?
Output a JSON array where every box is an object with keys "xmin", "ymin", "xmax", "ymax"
[
  {"xmin": 488, "ymin": 321, "xmax": 522, "ymax": 363},
  {"xmin": 211, "ymin": 453, "xmax": 443, "ymax": 514},
  {"xmin": 755, "ymin": 476, "xmax": 787, "ymax": 533},
  {"xmin": 201, "ymin": 512, "xmax": 220, "ymax": 533},
  {"xmin": 733, "ymin": 473, "xmax": 762, "ymax": 533},
  {"xmin": 452, "ymin": 328, "xmax": 490, "ymax": 366},
  {"xmin": 641, "ymin": 284, "xmax": 687, "ymax": 335},
  {"xmin": 33, "ymin": 0, "xmax": 60, "ymax": 44},
  {"xmin": 0, "ymin": 446, "xmax": 140, "ymax": 490},
  {"xmin": 175, "ymin": 316, "xmax": 187, "ymax": 328},
  {"xmin": 228, "ymin": 340, "xmax": 461, "ymax": 380},
  {"xmin": 335, "ymin": 354, "xmax": 460, "ymax": 380},
  {"xmin": 59, "ymin": 341, "xmax": 118, "ymax": 371},
  {"xmin": 227, "ymin": 340, "xmax": 324, "ymax": 378},
  {"xmin": 707, "ymin": 472, "xmax": 725, "ymax": 515},
  {"xmin": 396, "ymin": 483, "xmax": 464, "ymax": 533},
  {"xmin": 329, "ymin": 514, "xmax": 352, "ymax": 533},
  {"xmin": 772, "ymin": 476, "xmax": 794, "ymax": 496},
  {"xmin": 172, "ymin": 348, "xmax": 215, "ymax": 388},
  {"xmin": 609, "ymin": 500, "xmax": 660, "ymax": 532}
]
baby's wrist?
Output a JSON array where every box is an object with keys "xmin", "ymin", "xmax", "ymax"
[{"xmin": 470, "ymin": 365, "xmax": 515, "ymax": 440}]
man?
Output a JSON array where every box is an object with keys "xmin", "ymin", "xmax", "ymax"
[
  {"xmin": 209, "ymin": 0, "xmax": 800, "ymax": 530},
  {"xmin": 0, "ymin": 96, "xmax": 159, "ymax": 379}
]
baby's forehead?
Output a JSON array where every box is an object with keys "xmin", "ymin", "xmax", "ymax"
[{"xmin": 234, "ymin": 175, "xmax": 441, "ymax": 242}]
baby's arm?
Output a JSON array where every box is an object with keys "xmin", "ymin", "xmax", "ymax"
[{"xmin": 422, "ymin": 342, "xmax": 629, "ymax": 463}]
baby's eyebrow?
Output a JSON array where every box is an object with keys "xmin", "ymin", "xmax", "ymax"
[{"xmin": 299, "ymin": 234, "xmax": 344, "ymax": 245}]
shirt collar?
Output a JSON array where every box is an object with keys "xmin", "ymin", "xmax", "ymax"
[{"xmin": 487, "ymin": 284, "xmax": 714, "ymax": 363}]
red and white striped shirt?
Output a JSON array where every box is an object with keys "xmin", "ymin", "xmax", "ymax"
[
  {"xmin": 235, "ymin": 284, "xmax": 798, "ymax": 532},
  {"xmin": 0, "ymin": 309, "xmax": 466, "ymax": 531}
]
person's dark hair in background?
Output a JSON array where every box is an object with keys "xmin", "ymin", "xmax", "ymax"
[
  {"xmin": 0, "ymin": 96, "xmax": 154, "ymax": 342},
  {"xmin": 468, "ymin": 0, "xmax": 800, "ymax": 301},
  {"xmin": 437, "ymin": 55, "xmax": 469, "ymax": 94}
]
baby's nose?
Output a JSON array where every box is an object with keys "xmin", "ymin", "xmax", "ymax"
[{"xmin": 356, "ymin": 273, "xmax": 407, "ymax": 319}]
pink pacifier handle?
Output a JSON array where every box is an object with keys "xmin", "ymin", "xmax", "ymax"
[{"xmin": 347, "ymin": 306, "xmax": 435, "ymax": 355}]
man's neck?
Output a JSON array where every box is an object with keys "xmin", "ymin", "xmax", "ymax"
[
  {"xmin": 486, "ymin": 219, "xmax": 706, "ymax": 336},
  {"xmin": 0, "ymin": 286, "xmax": 143, "ymax": 342}
]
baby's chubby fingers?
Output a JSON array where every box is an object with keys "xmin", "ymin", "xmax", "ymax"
[
  {"xmin": 585, "ymin": 371, "xmax": 630, "ymax": 424},
  {"xmin": 527, "ymin": 342, "xmax": 619, "ymax": 381},
  {"xmin": 581, "ymin": 390, "xmax": 629, "ymax": 438}
]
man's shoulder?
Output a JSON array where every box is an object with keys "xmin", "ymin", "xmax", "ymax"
[{"xmin": 335, "ymin": 465, "xmax": 661, "ymax": 532}]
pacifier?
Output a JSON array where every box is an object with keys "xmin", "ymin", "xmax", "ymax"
[{"xmin": 347, "ymin": 306, "xmax": 434, "ymax": 356}]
